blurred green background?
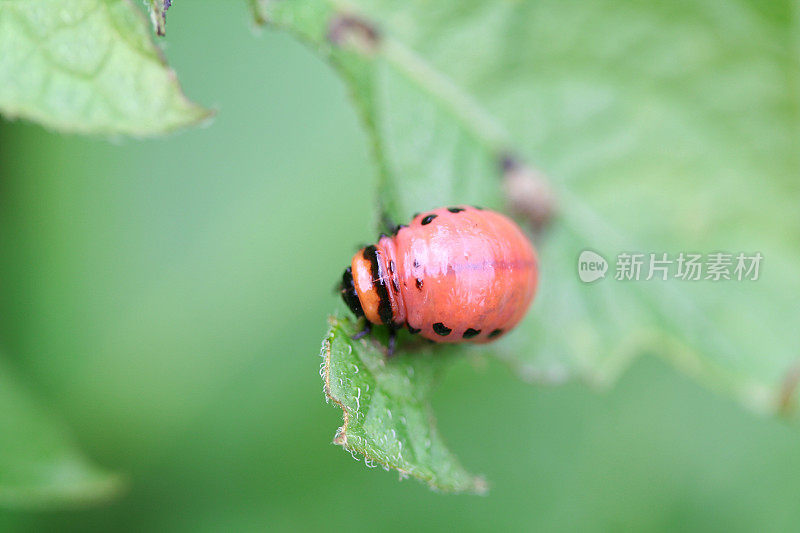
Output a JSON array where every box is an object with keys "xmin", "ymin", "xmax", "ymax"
[{"xmin": 1, "ymin": 2, "xmax": 799, "ymax": 531}]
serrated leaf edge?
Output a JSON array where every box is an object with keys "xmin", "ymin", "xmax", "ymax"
[
  {"xmin": 0, "ymin": 0, "xmax": 213, "ymax": 136},
  {"xmin": 320, "ymin": 317, "xmax": 488, "ymax": 494}
]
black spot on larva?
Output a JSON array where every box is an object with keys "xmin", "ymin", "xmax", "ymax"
[
  {"xmin": 407, "ymin": 324, "xmax": 421, "ymax": 334},
  {"xmin": 447, "ymin": 207, "xmax": 465, "ymax": 213},
  {"xmin": 432, "ymin": 322, "xmax": 452, "ymax": 336},
  {"xmin": 388, "ymin": 260, "xmax": 395, "ymax": 274},
  {"xmin": 488, "ymin": 328, "xmax": 503, "ymax": 338},
  {"xmin": 415, "ymin": 278, "xmax": 423, "ymax": 290},
  {"xmin": 413, "ymin": 259, "xmax": 420, "ymax": 269},
  {"xmin": 462, "ymin": 328, "xmax": 481, "ymax": 339},
  {"xmin": 421, "ymin": 214, "xmax": 437, "ymax": 225},
  {"xmin": 391, "ymin": 280, "xmax": 399, "ymax": 292}
]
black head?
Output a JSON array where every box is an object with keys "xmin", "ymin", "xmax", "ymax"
[{"xmin": 340, "ymin": 267, "xmax": 364, "ymax": 317}]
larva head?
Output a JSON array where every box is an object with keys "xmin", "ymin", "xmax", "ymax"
[
  {"xmin": 340, "ymin": 244, "xmax": 399, "ymax": 326},
  {"xmin": 343, "ymin": 246, "xmax": 382, "ymax": 325}
]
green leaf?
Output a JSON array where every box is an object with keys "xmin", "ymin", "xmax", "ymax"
[
  {"xmin": 259, "ymin": 0, "xmax": 800, "ymax": 488},
  {"xmin": 321, "ymin": 316, "xmax": 487, "ymax": 494},
  {"xmin": 0, "ymin": 0, "xmax": 211, "ymax": 135},
  {"xmin": 0, "ymin": 357, "xmax": 123, "ymax": 508}
]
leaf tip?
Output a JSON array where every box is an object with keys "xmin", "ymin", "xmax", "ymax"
[
  {"xmin": 145, "ymin": 0, "xmax": 171, "ymax": 36},
  {"xmin": 248, "ymin": 0, "xmax": 272, "ymax": 26},
  {"xmin": 470, "ymin": 476, "xmax": 490, "ymax": 496}
]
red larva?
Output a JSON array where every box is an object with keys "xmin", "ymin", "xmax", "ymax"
[{"xmin": 340, "ymin": 206, "xmax": 538, "ymax": 349}]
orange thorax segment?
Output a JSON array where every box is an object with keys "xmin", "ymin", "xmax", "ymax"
[{"xmin": 351, "ymin": 240, "xmax": 406, "ymax": 327}]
